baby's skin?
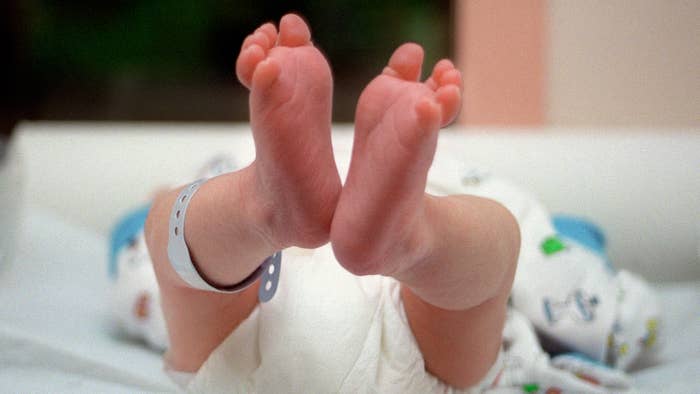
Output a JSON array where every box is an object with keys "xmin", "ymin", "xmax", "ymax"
[{"xmin": 145, "ymin": 14, "xmax": 519, "ymax": 389}]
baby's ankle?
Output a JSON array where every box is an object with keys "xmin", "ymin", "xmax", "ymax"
[
  {"xmin": 247, "ymin": 162, "xmax": 337, "ymax": 251},
  {"xmin": 331, "ymin": 210, "xmax": 435, "ymax": 278}
]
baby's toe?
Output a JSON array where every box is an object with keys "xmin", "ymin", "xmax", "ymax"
[
  {"xmin": 256, "ymin": 22, "xmax": 278, "ymax": 47},
  {"xmin": 384, "ymin": 43, "xmax": 424, "ymax": 82},
  {"xmin": 278, "ymin": 14, "xmax": 311, "ymax": 47},
  {"xmin": 242, "ymin": 30, "xmax": 272, "ymax": 52},
  {"xmin": 427, "ymin": 59, "xmax": 455, "ymax": 89},
  {"xmin": 414, "ymin": 96, "xmax": 442, "ymax": 132},
  {"xmin": 251, "ymin": 57, "xmax": 281, "ymax": 90},
  {"xmin": 236, "ymin": 44, "xmax": 267, "ymax": 88},
  {"xmin": 438, "ymin": 68, "xmax": 462, "ymax": 88},
  {"xmin": 434, "ymin": 85, "xmax": 462, "ymax": 126}
]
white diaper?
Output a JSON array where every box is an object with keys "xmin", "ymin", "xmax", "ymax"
[
  {"xmin": 187, "ymin": 245, "xmax": 503, "ymax": 393},
  {"xmin": 182, "ymin": 244, "xmax": 635, "ymax": 393}
]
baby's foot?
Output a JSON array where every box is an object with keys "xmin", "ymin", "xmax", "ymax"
[
  {"xmin": 236, "ymin": 14, "xmax": 341, "ymax": 248},
  {"xmin": 331, "ymin": 43, "xmax": 462, "ymax": 276}
]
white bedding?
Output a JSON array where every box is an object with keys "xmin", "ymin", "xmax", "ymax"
[
  {"xmin": 0, "ymin": 209, "xmax": 698, "ymax": 392},
  {"xmin": 15, "ymin": 124, "xmax": 700, "ymax": 283},
  {"xmin": 0, "ymin": 210, "xmax": 176, "ymax": 392}
]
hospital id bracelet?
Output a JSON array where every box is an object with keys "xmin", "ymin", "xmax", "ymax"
[{"xmin": 167, "ymin": 179, "xmax": 281, "ymax": 302}]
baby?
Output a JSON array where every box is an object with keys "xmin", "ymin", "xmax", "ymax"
[
  {"xmin": 144, "ymin": 13, "xmax": 518, "ymax": 392},
  {"xmin": 119, "ymin": 13, "xmax": 658, "ymax": 393}
]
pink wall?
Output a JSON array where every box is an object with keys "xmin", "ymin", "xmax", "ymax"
[{"xmin": 455, "ymin": 0, "xmax": 546, "ymax": 126}]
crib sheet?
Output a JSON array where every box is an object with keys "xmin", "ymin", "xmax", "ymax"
[{"xmin": 0, "ymin": 209, "xmax": 698, "ymax": 393}]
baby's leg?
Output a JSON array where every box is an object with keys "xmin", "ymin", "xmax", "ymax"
[
  {"xmin": 145, "ymin": 14, "xmax": 341, "ymax": 372},
  {"xmin": 331, "ymin": 44, "xmax": 520, "ymax": 388}
]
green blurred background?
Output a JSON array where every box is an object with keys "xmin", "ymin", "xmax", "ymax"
[{"xmin": 3, "ymin": 0, "xmax": 452, "ymax": 130}]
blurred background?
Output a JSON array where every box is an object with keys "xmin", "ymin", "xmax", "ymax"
[
  {"xmin": 1, "ymin": 0, "xmax": 452, "ymax": 128},
  {"xmin": 1, "ymin": 0, "xmax": 699, "ymax": 139}
]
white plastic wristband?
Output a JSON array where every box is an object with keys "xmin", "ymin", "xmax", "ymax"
[{"xmin": 167, "ymin": 179, "xmax": 281, "ymax": 302}]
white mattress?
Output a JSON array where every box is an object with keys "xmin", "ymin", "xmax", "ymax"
[{"xmin": 0, "ymin": 209, "xmax": 698, "ymax": 393}]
